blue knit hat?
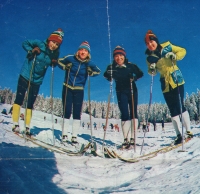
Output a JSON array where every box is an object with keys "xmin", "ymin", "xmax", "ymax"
[
  {"xmin": 113, "ymin": 46, "xmax": 126, "ymax": 58},
  {"xmin": 78, "ymin": 41, "xmax": 91, "ymax": 53}
]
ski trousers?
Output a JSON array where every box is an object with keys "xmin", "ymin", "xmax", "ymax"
[
  {"xmin": 163, "ymin": 84, "xmax": 186, "ymax": 117},
  {"xmin": 62, "ymin": 86, "xmax": 84, "ymax": 120},
  {"xmin": 14, "ymin": 75, "xmax": 40, "ymax": 109},
  {"xmin": 116, "ymin": 89, "xmax": 138, "ymax": 121}
]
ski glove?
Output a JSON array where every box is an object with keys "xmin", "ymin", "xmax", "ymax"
[
  {"xmin": 130, "ymin": 75, "xmax": 137, "ymax": 81},
  {"xmin": 51, "ymin": 59, "xmax": 58, "ymax": 67},
  {"xmin": 106, "ymin": 69, "xmax": 117, "ymax": 77},
  {"xmin": 27, "ymin": 47, "xmax": 41, "ymax": 59},
  {"xmin": 129, "ymin": 73, "xmax": 134, "ymax": 81},
  {"xmin": 149, "ymin": 63, "xmax": 156, "ymax": 75},
  {"xmin": 150, "ymin": 63, "xmax": 156, "ymax": 70},
  {"xmin": 165, "ymin": 52, "xmax": 176, "ymax": 60},
  {"xmin": 27, "ymin": 51, "xmax": 33, "ymax": 59},
  {"xmin": 32, "ymin": 47, "xmax": 41, "ymax": 55},
  {"xmin": 65, "ymin": 63, "xmax": 72, "ymax": 70},
  {"xmin": 87, "ymin": 67, "xmax": 94, "ymax": 76}
]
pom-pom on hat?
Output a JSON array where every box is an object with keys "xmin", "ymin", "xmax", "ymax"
[
  {"xmin": 48, "ymin": 28, "xmax": 64, "ymax": 45},
  {"xmin": 78, "ymin": 41, "xmax": 91, "ymax": 53},
  {"xmin": 113, "ymin": 46, "xmax": 126, "ymax": 58},
  {"xmin": 145, "ymin": 30, "xmax": 159, "ymax": 44}
]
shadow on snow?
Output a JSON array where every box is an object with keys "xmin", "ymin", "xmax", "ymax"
[
  {"xmin": 31, "ymin": 126, "xmax": 116, "ymax": 146},
  {"xmin": 0, "ymin": 142, "xmax": 66, "ymax": 194}
]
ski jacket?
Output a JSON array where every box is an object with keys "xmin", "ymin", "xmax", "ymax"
[
  {"xmin": 58, "ymin": 55, "xmax": 101, "ymax": 90},
  {"xmin": 21, "ymin": 39, "xmax": 59, "ymax": 85},
  {"xmin": 104, "ymin": 60, "xmax": 143, "ymax": 92},
  {"xmin": 146, "ymin": 41, "xmax": 186, "ymax": 93}
]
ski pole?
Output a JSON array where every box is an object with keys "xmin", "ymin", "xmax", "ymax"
[
  {"xmin": 61, "ymin": 69, "xmax": 70, "ymax": 141},
  {"xmin": 50, "ymin": 66, "xmax": 55, "ymax": 146},
  {"xmin": 171, "ymin": 61, "xmax": 184, "ymax": 151},
  {"xmin": 140, "ymin": 73, "xmax": 154, "ymax": 155},
  {"xmin": 102, "ymin": 72, "xmax": 113, "ymax": 153},
  {"xmin": 24, "ymin": 55, "xmax": 36, "ymax": 140},
  {"xmin": 130, "ymin": 80, "xmax": 136, "ymax": 153},
  {"xmin": 102, "ymin": 81, "xmax": 112, "ymax": 149},
  {"xmin": 87, "ymin": 73, "xmax": 93, "ymax": 144}
]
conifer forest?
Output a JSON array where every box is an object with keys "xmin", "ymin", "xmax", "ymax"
[{"xmin": 1, "ymin": 87, "xmax": 199, "ymax": 123}]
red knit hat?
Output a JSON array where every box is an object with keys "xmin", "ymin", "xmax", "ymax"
[
  {"xmin": 145, "ymin": 30, "xmax": 158, "ymax": 44},
  {"xmin": 48, "ymin": 28, "xmax": 64, "ymax": 45}
]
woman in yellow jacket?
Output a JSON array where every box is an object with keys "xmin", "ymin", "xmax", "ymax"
[{"xmin": 144, "ymin": 30, "xmax": 192, "ymax": 145}]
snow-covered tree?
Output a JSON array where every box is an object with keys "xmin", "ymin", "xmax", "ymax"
[
  {"xmin": 34, "ymin": 94, "xmax": 45, "ymax": 111},
  {"xmin": 2, "ymin": 85, "xmax": 200, "ymax": 122}
]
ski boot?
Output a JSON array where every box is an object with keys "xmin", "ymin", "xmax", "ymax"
[
  {"xmin": 71, "ymin": 136, "xmax": 78, "ymax": 144},
  {"xmin": 174, "ymin": 134, "xmax": 182, "ymax": 145},
  {"xmin": 121, "ymin": 138, "xmax": 129, "ymax": 149},
  {"xmin": 186, "ymin": 131, "xmax": 193, "ymax": 138},
  {"xmin": 91, "ymin": 142, "xmax": 97, "ymax": 152},
  {"xmin": 25, "ymin": 127, "xmax": 32, "ymax": 137},
  {"xmin": 62, "ymin": 135, "xmax": 68, "ymax": 142},
  {"xmin": 129, "ymin": 138, "xmax": 135, "ymax": 146},
  {"xmin": 125, "ymin": 138, "xmax": 135, "ymax": 149},
  {"xmin": 12, "ymin": 125, "xmax": 20, "ymax": 133}
]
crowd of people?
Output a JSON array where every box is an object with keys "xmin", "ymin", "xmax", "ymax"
[{"xmin": 10, "ymin": 28, "xmax": 193, "ymax": 147}]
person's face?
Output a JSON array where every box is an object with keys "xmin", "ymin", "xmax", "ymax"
[
  {"xmin": 48, "ymin": 41, "xmax": 60, "ymax": 51},
  {"xmin": 78, "ymin": 48, "xmax": 89, "ymax": 60},
  {"xmin": 114, "ymin": 54, "xmax": 125, "ymax": 65},
  {"xmin": 146, "ymin": 40, "xmax": 158, "ymax": 51}
]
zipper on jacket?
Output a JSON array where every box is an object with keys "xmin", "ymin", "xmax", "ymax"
[{"xmin": 72, "ymin": 62, "xmax": 81, "ymax": 86}]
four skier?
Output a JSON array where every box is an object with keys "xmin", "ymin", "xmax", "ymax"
[{"xmin": 10, "ymin": 29, "xmax": 193, "ymax": 147}]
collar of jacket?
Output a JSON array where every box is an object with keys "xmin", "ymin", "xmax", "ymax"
[
  {"xmin": 160, "ymin": 42, "xmax": 172, "ymax": 57},
  {"xmin": 116, "ymin": 64, "xmax": 126, "ymax": 68}
]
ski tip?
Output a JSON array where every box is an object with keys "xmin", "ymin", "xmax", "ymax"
[
  {"xmin": 177, "ymin": 150, "xmax": 188, "ymax": 152},
  {"xmin": 90, "ymin": 142, "xmax": 97, "ymax": 151},
  {"xmin": 79, "ymin": 143, "xmax": 85, "ymax": 151},
  {"xmin": 0, "ymin": 119, "xmax": 4, "ymax": 123}
]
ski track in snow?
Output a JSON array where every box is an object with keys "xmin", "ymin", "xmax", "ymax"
[{"xmin": 0, "ymin": 103, "xmax": 200, "ymax": 194}]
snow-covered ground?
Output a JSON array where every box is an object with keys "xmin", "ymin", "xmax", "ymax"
[{"xmin": 0, "ymin": 103, "xmax": 200, "ymax": 194}]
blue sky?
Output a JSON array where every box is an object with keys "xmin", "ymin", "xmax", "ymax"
[{"xmin": 0, "ymin": 0, "xmax": 200, "ymax": 104}]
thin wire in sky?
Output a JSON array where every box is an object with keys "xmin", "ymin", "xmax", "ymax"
[
  {"xmin": 106, "ymin": 0, "xmax": 118, "ymax": 155},
  {"xmin": 106, "ymin": 0, "xmax": 115, "ymax": 106},
  {"xmin": 106, "ymin": 0, "xmax": 114, "ymax": 103},
  {"xmin": 106, "ymin": 0, "xmax": 112, "ymax": 64}
]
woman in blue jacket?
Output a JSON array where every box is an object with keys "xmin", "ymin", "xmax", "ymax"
[
  {"xmin": 58, "ymin": 41, "xmax": 101, "ymax": 143},
  {"xmin": 12, "ymin": 29, "xmax": 64, "ymax": 134}
]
